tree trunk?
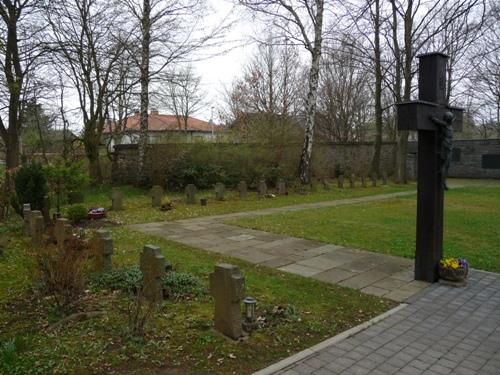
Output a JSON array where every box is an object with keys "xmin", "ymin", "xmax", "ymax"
[
  {"xmin": 298, "ymin": 1, "xmax": 324, "ymax": 184},
  {"xmin": 395, "ymin": 0, "xmax": 413, "ymax": 184},
  {"xmin": 84, "ymin": 124, "xmax": 102, "ymax": 186},
  {"xmin": 136, "ymin": 0, "xmax": 151, "ymax": 187},
  {"xmin": 370, "ymin": 0, "xmax": 382, "ymax": 176}
]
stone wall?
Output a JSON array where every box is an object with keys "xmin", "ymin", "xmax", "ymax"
[
  {"xmin": 111, "ymin": 142, "xmax": 397, "ymax": 186},
  {"xmin": 407, "ymin": 139, "xmax": 500, "ymax": 179}
]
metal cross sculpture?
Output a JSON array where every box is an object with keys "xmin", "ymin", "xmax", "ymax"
[{"xmin": 396, "ymin": 52, "xmax": 464, "ymax": 283}]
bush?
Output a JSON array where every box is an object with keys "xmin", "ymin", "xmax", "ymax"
[
  {"xmin": 89, "ymin": 266, "xmax": 205, "ymax": 299},
  {"xmin": 11, "ymin": 162, "xmax": 48, "ymax": 215},
  {"xmin": 88, "ymin": 265, "xmax": 142, "ymax": 294},
  {"xmin": 66, "ymin": 204, "xmax": 88, "ymax": 223},
  {"xmin": 33, "ymin": 238, "xmax": 89, "ymax": 315}
]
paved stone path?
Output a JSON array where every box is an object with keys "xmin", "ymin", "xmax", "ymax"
[
  {"xmin": 129, "ymin": 190, "xmax": 430, "ymax": 301},
  {"xmin": 271, "ymin": 270, "xmax": 500, "ymax": 375}
]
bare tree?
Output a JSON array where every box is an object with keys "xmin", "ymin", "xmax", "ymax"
[
  {"xmin": 316, "ymin": 39, "xmax": 372, "ymax": 142},
  {"xmin": 155, "ymin": 65, "xmax": 204, "ymax": 133},
  {"xmin": 239, "ymin": 0, "xmax": 325, "ymax": 184},
  {"xmin": 46, "ymin": 0, "xmax": 131, "ymax": 185},
  {"xmin": 0, "ymin": 0, "xmax": 46, "ymax": 184}
]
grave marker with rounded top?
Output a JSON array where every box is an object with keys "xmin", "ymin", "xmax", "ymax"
[
  {"xmin": 151, "ymin": 185, "xmax": 163, "ymax": 207},
  {"xmin": 185, "ymin": 184, "xmax": 197, "ymax": 205},
  {"xmin": 257, "ymin": 180, "xmax": 267, "ymax": 197},
  {"xmin": 238, "ymin": 181, "xmax": 247, "ymax": 199},
  {"xmin": 209, "ymin": 263, "xmax": 245, "ymax": 340},
  {"xmin": 93, "ymin": 229, "xmax": 114, "ymax": 272},
  {"xmin": 349, "ymin": 174, "xmax": 356, "ymax": 188},
  {"xmin": 396, "ymin": 52, "xmax": 464, "ymax": 282},
  {"xmin": 338, "ymin": 174, "xmax": 344, "ymax": 188},
  {"xmin": 23, "ymin": 203, "xmax": 31, "ymax": 236},
  {"xmin": 277, "ymin": 178, "xmax": 287, "ymax": 195},
  {"xmin": 382, "ymin": 171, "xmax": 388, "ymax": 185},
  {"xmin": 55, "ymin": 218, "xmax": 72, "ymax": 252},
  {"xmin": 214, "ymin": 182, "xmax": 225, "ymax": 201},
  {"xmin": 30, "ymin": 210, "xmax": 44, "ymax": 247},
  {"xmin": 322, "ymin": 179, "xmax": 330, "ymax": 190},
  {"xmin": 140, "ymin": 245, "xmax": 166, "ymax": 303},
  {"xmin": 111, "ymin": 188, "xmax": 123, "ymax": 210}
]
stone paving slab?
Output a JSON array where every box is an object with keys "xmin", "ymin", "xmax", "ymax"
[
  {"xmin": 268, "ymin": 270, "xmax": 500, "ymax": 375},
  {"xmin": 128, "ymin": 191, "xmax": 429, "ymax": 302}
]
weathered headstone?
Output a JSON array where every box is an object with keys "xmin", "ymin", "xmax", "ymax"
[
  {"xmin": 22, "ymin": 203, "xmax": 31, "ymax": 236},
  {"xmin": 55, "ymin": 218, "xmax": 72, "ymax": 252},
  {"xmin": 140, "ymin": 245, "xmax": 166, "ymax": 303},
  {"xmin": 209, "ymin": 263, "xmax": 245, "ymax": 340},
  {"xmin": 93, "ymin": 229, "xmax": 113, "ymax": 272},
  {"xmin": 151, "ymin": 185, "xmax": 163, "ymax": 207},
  {"xmin": 276, "ymin": 178, "xmax": 287, "ymax": 195},
  {"xmin": 185, "ymin": 184, "xmax": 197, "ymax": 205},
  {"xmin": 257, "ymin": 180, "xmax": 267, "ymax": 197},
  {"xmin": 371, "ymin": 172, "xmax": 377, "ymax": 187},
  {"xmin": 111, "ymin": 188, "xmax": 123, "ymax": 211},
  {"xmin": 338, "ymin": 175, "xmax": 344, "ymax": 188},
  {"xmin": 238, "ymin": 181, "xmax": 247, "ymax": 199},
  {"xmin": 30, "ymin": 210, "xmax": 44, "ymax": 247},
  {"xmin": 396, "ymin": 52, "xmax": 463, "ymax": 282},
  {"xmin": 214, "ymin": 182, "xmax": 225, "ymax": 201},
  {"xmin": 349, "ymin": 174, "xmax": 356, "ymax": 188},
  {"xmin": 361, "ymin": 175, "xmax": 367, "ymax": 188},
  {"xmin": 382, "ymin": 171, "xmax": 388, "ymax": 185},
  {"xmin": 322, "ymin": 179, "xmax": 330, "ymax": 190}
]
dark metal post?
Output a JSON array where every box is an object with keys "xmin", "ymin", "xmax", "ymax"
[{"xmin": 415, "ymin": 53, "xmax": 448, "ymax": 282}]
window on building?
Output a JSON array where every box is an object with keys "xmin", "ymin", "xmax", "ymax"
[{"xmin": 481, "ymin": 154, "xmax": 500, "ymax": 169}]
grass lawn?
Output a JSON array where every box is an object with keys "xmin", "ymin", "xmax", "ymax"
[
  {"xmin": 0, "ymin": 222, "xmax": 394, "ymax": 374},
  {"xmin": 78, "ymin": 183, "xmax": 415, "ymax": 224},
  {"xmin": 229, "ymin": 183, "xmax": 500, "ymax": 273}
]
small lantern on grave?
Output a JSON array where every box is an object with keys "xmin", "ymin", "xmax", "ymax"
[{"xmin": 243, "ymin": 296, "xmax": 257, "ymax": 332}]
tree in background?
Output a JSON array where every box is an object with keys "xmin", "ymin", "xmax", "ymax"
[{"xmin": 239, "ymin": 0, "xmax": 326, "ymax": 184}]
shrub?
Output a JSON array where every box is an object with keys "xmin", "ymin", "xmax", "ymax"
[
  {"xmin": 89, "ymin": 266, "xmax": 205, "ymax": 299},
  {"xmin": 88, "ymin": 265, "xmax": 142, "ymax": 294},
  {"xmin": 11, "ymin": 162, "xmax": 48, "ymax": 215},
  {"xmin": 33, "ymin": 238, "xmax": 89, "ymax": 315},
  {"xmin": 66, "ymin": 204, "xmax": 88, "ymax": 223}
]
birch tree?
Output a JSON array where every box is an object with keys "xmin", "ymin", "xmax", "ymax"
[{"xmin": 239, "ymin": 0, "xmax": 325, "ymax": 184}]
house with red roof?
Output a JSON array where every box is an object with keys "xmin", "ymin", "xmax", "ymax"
[{"xmin": 103, "ymin": 110, "xmax": 222, "ymax": 148}]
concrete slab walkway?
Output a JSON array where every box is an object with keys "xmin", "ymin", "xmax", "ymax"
[
  {"xmin": 265, "ymin": 270, "xmax": 500, "ymax": 375},
  {"xmin": 129, "ymin": 190, "xmax": 429, "ymax": 301}
]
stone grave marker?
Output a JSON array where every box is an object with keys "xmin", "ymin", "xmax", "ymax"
[
  {"xmin": 209, "ymin": 263, "xmax": 245, "ymax": 340},
  {"xmin": 55, "ymin": 218, "xmax": 72, "ymax": 252},
  {"xmin": 382, "ymin": 171, "xmax": 388, "ymax": 185},
  {"xmin": 140, "ymin": 245, "xmax": 166, "ymax": 303},
  {"xmin": 371, "ymin": 172, "xmax": 377, "ymax": 187},
  {"xmin": 185, "ymin": 184, "xmax": 197, "ymax": 205},
  {"xmin": 349, "ymin": 174, "xmax": 356, "ymax": 188},
  {"xmin": 93, "ymin": 229, "xmax": 113, "ymax": 272},
  {"xmin": 214, "ymin": 182, "xmax": 225, "ymax": 201},
  {"xmin": 30, "ymin": 210, "xmax": 44, "ymax": 247},
  {"xmin": 238, "ymin": 181, "xmax": 247, "ymax": 199},
  {"xmin": 257, "ymin": 180, "xmax": 267, "ymax": 197},
  {"xmin": 338, "ymin": 175, "xmax": 344, "ymax": 188},
  {"xmin": 23, "ymin": 203, "xmax": 31, "ymax": 236},
  {"xmin": 396, "ymin": 52, "xmax": 463, "ymax": 282},
  {"xmin": 111, "ymin": 188, "xmax": 123, "ymax": 210},
  {"xmin": 277, "ymin": 178, "xmax": 287, "ymax": 195},
  {"xmin": 322, "ymin": 179, "xmax": 330, "ymax": 190},
  {"xmin": 151, "ymin": 185, "xmax": 163, "ymax": 207}
]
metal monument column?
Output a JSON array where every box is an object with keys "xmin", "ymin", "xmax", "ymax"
[{"xmin": 396, "ymin": 52, "xmax": 463, "ymax": 282}]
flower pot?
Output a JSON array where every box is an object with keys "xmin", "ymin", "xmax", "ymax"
[{"xmin": 438, "ymin": 266, "xmax": 468, "ymax": 282}]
